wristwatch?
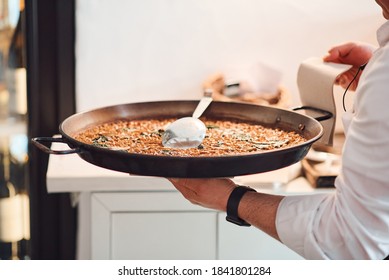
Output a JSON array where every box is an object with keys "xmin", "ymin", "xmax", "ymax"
[{"xmin": 226, "ymin": 185, "xmax": 256, "ymax": 226}]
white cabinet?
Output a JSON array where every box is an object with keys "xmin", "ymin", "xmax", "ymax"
[
  {"xmin": 90, "ymin": 190, "xmax": 303, "ymax": 260},
  {"xmin": 91, "ymin": 191, "xmax": 217, "ymax": 260},
  {"xmin": 111, "ymin": 212, "xmax": 217, "ymax": 259}
]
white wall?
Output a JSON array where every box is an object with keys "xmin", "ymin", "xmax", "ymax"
[{"xmin": 75, "ymin": 0, "xmax": 384, "ymax": 112}]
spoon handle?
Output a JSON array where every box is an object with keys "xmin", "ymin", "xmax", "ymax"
[
  {"xmin": 192, "ymin": 96, "xmax": 213, "ymax": 119},
  {"xmin": 192, "ymin": 89, "xmax": 213, "ymax": 119}
]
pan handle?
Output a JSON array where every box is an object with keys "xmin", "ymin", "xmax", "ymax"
[
  {"xmin": 31, "ymin": 136, "xmax": 81, "ymax": 155},
  {"xmin": 292, "ymin": 106, "xmax": 333, "ymax": 122}
]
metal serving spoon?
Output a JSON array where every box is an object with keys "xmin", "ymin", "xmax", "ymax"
[{"xmin": 162, "ymin": 89, "xmax": 213, "ymax": 149}]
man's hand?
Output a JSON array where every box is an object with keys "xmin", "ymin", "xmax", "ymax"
[
  {"xmin": 324, "ymin": 42, "xmax": 375, "ymax": 90},
  {"xmin": 168, "ymin": 178, "xmax": 236, "ymax": 212}
]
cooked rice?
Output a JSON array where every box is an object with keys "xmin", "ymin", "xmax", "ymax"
[{"xmin": 74, "ymin": 118, "xmax": 306, "ymax": 157}]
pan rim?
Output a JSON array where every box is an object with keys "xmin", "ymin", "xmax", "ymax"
[{"xmin": 59, "ymin": 100, "xmax": 323, "ymax": 160}]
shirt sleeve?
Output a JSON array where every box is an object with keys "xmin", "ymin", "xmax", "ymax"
[
  {"xmin": 277, "ymin": 168, "xmax": 389, "ymax": 259},
  {"xmin": 276, "ymin": 193, "xmax": 331, "ymax": 259}
]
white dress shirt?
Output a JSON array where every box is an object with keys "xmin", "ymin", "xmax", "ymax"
[{"xmin": 276, "ymin": 20, "xmax": 389, "ymax": 259}]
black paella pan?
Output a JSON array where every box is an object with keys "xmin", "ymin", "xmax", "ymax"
[{"xmin": 31, "ymin": 100, "xmax": 325, "ymax": 178}]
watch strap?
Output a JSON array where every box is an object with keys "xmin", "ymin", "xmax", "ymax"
[{"xmin": 226, "ymin": 185, "xmax": 256, "ymax": 226}]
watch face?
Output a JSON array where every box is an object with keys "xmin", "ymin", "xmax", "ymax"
[{"xmin": 226, "ymin": 215, "xmax": 251, "ymax": 227}]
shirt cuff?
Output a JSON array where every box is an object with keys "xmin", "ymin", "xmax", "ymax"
[{"xmin": 276, "ymin": 193, "xmax": 329, "ymax": 259}]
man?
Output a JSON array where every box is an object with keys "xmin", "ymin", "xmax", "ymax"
[{"xmin": 168, "ymin": 0, "xmax": 389, "ymax": 259}]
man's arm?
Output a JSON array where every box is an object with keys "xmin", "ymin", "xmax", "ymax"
[{"xmin": 168, "ymin": 178, "xmax": 284, "ymax": 240}]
